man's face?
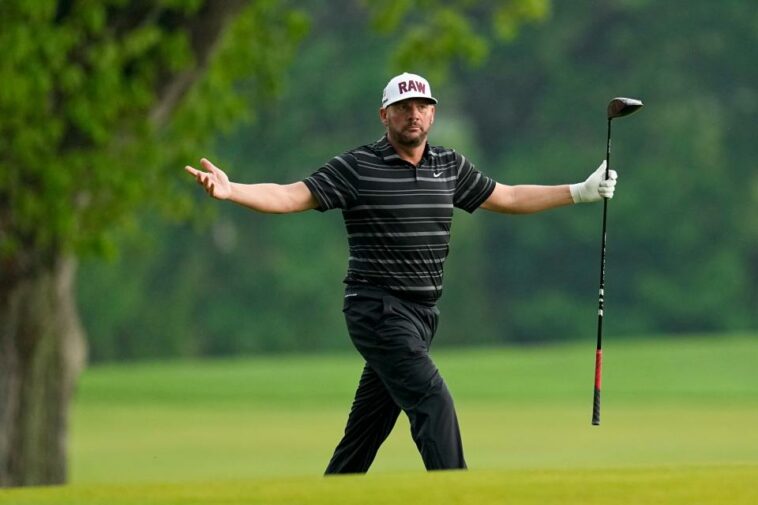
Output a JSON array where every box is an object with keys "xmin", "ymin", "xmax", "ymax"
[{"xmin": 380, "ymin": 98, "xmax": 436, "ymax": 148}]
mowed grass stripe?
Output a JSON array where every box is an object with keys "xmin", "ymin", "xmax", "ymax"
[
  {"xmin": 2, "ymin": 466, "xmax": 757, "ymax": 505},
  {"xmin": 76, "ymin": 333, "xmax": 758, "ymax": 407}
]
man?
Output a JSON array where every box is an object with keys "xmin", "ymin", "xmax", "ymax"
[{"xmin": 185, "ymin": 72, "xmax": 617, "ymax": 474}]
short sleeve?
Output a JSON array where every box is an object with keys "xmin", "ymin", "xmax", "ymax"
[
  {"xmin": 302, "ymin": 153, "xmax": 360, "ymax": 212},
  {"xmin": 453, "ymin": 152, "xmax": 496, "ymax": 213}
]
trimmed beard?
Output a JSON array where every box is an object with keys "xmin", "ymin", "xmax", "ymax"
[{"xmin": 391, "ymin": 128, "xmax": 427, "ymax": 148}]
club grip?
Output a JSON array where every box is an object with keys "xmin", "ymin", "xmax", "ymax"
[
  {"xmin": 592, "ymin": 388, "xmax": 601, "ymax": 425},
  {"xmin": 592, "ymin": 349, "xmax": 602, "ymax": 425}
]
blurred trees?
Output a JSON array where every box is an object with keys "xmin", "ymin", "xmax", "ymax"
[
  {"xmin": 78, "ymin": 0, "xmax": 757, "ymax": 364},
  {"xmin": 461, "ymin": 0, "xmax": 758, "ymax": 340},
  {"xmin": 82, "ymin": 1, "xmax": 758, "ymax": 359}
]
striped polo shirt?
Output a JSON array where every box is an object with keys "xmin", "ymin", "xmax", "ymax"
[{"xmin": 303, "ymin": 135, "xmax": 496, "ymax": 305}]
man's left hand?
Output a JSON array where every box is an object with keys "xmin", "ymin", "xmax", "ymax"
[{"xmin": 570, "ymin": 161, "xmax": 618, "ymax": 203}]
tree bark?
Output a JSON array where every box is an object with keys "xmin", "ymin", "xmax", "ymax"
[{"xmin": 0, "ymin": 257, "xmax": 87, "ymax": 487}]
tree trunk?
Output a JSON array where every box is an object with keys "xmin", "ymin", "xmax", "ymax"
[{"xmin": 0, "ymin": 256, "xmax": 87, "ymax": 487}]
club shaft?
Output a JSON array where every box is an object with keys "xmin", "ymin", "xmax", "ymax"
[{"xmin": 592, "ymin": 118, "xmax": 612, "ymax": 426}]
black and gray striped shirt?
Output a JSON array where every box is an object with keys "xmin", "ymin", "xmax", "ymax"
[{"xmin": 303, "ymin": 135, "xmax": 496, "ymax": 304}]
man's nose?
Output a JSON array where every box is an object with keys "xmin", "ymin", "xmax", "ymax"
[{"xmin": 407, "ymin": 105, "xmax": 422, "ymax": 118}]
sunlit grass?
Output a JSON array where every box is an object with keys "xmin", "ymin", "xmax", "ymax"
[{"xmin": 3, "ymin": 466, "xmax": 757, "ymax": 505}]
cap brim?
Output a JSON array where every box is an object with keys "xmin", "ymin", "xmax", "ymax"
[{"xmin": 382, "ymin": 93, "xmax": 438, "ymax": 109}]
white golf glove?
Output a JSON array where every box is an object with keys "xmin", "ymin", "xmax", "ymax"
[{"xmin": 570, "ymin": 161, "xmax": 618, "ymax": 203}]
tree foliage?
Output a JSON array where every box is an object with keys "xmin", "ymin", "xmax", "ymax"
[
  {"xmin": 368, "ymin": 0, "xmax": 548, "ymax": 82},
  {"xmin": 0, "ymin": 0, "xmax": 308, "ymax": 272}
]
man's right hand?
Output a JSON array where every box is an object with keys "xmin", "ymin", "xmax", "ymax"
[{"xmin": 185, "ymin": 158, "xmax": 232, "ymax": 200}]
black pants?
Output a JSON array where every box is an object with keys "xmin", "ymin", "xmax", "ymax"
[{"xmin": 324, "ymin": 285, "xmax": 466, "ymax": 474}]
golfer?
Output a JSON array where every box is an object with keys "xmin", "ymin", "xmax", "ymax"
[{"xmin": 185, "ymin": 73, "xmax": 617, "ymax": 474}]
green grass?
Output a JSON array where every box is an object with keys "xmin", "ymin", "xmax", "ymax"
[
  {"xmin": 2, "ymin": 333, "xmax": 757, "ymax": 504},
  {"xmin": 3, "ymin": 466, "xmax": 757, "ymax": 504}
]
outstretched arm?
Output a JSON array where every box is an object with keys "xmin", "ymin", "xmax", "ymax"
[
  {"xmin": 481, "ymin": 161, "xmax": 617, "ymax": 214},
  {"xmin": 184, "ymin": 158, "xmax": 318, "ymax": 214}
]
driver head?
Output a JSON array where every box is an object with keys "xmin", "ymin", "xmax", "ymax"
[{"xmin": 608, "ymin": 97, "xmax": 643, "ymax": 119}]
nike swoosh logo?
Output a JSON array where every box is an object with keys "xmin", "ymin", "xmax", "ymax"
[{"xmin": 433, "ymin": 172, "xmax": 444, "ymax": 178}]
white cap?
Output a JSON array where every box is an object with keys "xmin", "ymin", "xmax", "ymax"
[{"xmin": 381, "ymin": 72, "xmax": 438, "ymax": 109}]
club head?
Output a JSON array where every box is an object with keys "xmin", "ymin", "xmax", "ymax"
[{"xmin": 607, "ymin": 97, "xmax": 643, "ymax": 119}]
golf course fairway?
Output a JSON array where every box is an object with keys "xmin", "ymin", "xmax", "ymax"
[{"xmin": 1, "ymin": 334, "xmax": 755, "ymax": 503}]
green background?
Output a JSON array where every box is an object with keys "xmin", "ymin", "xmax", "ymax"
[{"xmin": 74, "ymin": 0, "xmax": 758, "ymax": 361}]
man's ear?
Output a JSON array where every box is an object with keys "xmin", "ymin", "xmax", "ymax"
[{"xmin": 379, "ymin": 107, "xmax": 388, "ymax": 126}]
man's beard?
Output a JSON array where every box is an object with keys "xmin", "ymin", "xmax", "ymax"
[{"xmin": 392, "ymin": 125, "xmax": 427, "ymax": 147}]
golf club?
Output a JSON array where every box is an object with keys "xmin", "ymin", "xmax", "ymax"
[{"xmin": 592, "ymin": 97, "xmax": 643, "ymax": 426}]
